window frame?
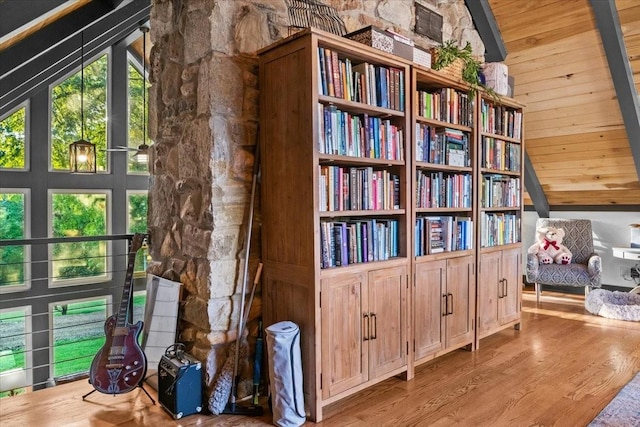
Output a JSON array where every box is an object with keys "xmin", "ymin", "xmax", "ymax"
[
  {"xmin": 0, "ymin": 101, "xmax": 30, "ymax": 172},
  {"xmin": 47, "ymin": 189, "xmax": 113, "ymax": 287},
  {"xmin": 0, "ymin": 188, "xmax": 31, "ymax": 294}
]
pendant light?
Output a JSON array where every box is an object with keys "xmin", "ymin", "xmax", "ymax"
[
  {"xmin": 69, "ymin": 31, "xmax": 97, "ymax": 173},
  {"xmin": 133, "ymin": 24, "xmax": 150, "ymax": 165}
]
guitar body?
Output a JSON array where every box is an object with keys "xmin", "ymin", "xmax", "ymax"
[{"xmin": 89, "ymin": 315, "xmax": 147, "ymax": 394}]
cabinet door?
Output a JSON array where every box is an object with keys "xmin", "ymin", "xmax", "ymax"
[
  {"xmin": 499, "ymin": 248, "xmax": 521, "ymax": 324},
  {"xmin": 445, "ymin": 255, "xmax": 475, "ymax": 349},
  {"xmin": 367, "ymin": 266, "xmax": 407, "ymax": 379},
  {"xmin": 414, "ymin": 260, "xmax": 446, "ymax": 360},
  {"xmin": 477, "ymin": 251, "xmax": 501, "ymax": 335},
  {"xmin": 321, "ymin": 272, "xmax": 368, "ymax": 399}
]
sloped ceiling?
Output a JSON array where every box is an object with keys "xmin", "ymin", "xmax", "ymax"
[{"xmin": 487, "ymin": 0, "xmax": 640, "ymax": 209}]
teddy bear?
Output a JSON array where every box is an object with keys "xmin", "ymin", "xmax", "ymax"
[{"xmin": 528, "ymin": 226, "xmax": 573, "ymax": 265}]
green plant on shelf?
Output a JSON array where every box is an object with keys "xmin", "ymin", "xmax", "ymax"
[{"xmin": 432, "ymin": 40, "xmax": 498, "ymax": 100}]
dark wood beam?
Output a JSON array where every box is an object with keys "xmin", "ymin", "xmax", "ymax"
[
  {"xmin": 590, "ymin": 0, "xmax": 640, "ymax": 181},
  {"xmin": 0, "ymin": 0, "xmax": 150, "ymax": 115},
  {"xmin": 524, "ymin": 153, "xmax": 549, "ymax": 218},
  {"xmin": 464, "ymin": 0, "xmax": 506, "ymax": 62}
]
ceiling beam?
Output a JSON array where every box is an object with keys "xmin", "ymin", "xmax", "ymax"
[
  {"xmin": 463, "ymin": 0, "xmax": 506, "ymax": 62},
  {"xmin": 590, "ymin": 0, "xmax": 640, "ymax": 181},
  {"xmin": 524, "ymin": 153, "xmax": 549, "ymax": 218},
  {"xmin": 0, "ymin": 0, "xmax": 151, "ymax": 116}
]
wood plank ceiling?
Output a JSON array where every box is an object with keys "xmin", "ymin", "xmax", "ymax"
[{"xmin": 488, "ymin": 0, "xmax": 640, "ymax": 208}]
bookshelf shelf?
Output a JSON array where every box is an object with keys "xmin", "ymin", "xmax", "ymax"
[
  {"xmin": 259, "ymin": 28, "xmax": 410, "ymax": 422},
  {"xmin": 476, "ymin": 92, "xmax": 524, "ymax": 347}
]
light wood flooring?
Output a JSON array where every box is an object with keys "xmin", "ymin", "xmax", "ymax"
[{"xmin": 2, "ymin": 290, "xmax": 639, "ymax": 426}]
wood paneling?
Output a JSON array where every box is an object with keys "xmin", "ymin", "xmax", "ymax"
[{"xmin": 489, "ymin": 0, "xmax": 640, "ymax": 207}]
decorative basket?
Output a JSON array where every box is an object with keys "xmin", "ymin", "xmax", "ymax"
[{"xmin": 431, "ymin": 50, "xmax": 464, "ymax": 80}]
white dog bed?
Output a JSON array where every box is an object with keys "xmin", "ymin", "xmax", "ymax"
[{"xmin": 585, "ymin": 289, "xmax": 640, "ymax": 322}]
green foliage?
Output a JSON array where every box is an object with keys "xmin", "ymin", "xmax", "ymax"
[
  {"xmin": 51, "ymin": 193, "xmax": 107, "ymax": 280},
  {"xmin": 0, "ymin": 194, "xmax": 25, "ymax": 286},
  {"xmin": 0, "ymin": 108, "xmax": 26, "ymax": 169},
  {"xmin": 128, "ymin": 194, "xmax": 148, "ymax": 234},
  {"xmin": 432, "ymin": 40, "xmax": 483, "ymax": 96},
  {"xmin": 51, "ymin": 55, "xmax": 108, "ymax": 171}
]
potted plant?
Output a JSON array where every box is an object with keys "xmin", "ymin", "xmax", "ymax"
[{"xmin": 431, "ymin": 40, "xmax": 484, "ymax": 96}]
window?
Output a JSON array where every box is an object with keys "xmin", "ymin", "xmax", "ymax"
[
  {"xmin": 50, "ymin": 297, "xmax": 109, "ymax": 379},
  {"xmin": 49, "ymin": 191, "xmax": 111, "ymax": 285},
  {"xmin": 128, "ymin": 61, "xmax": 151, "ymax": 174},
  {"xmin": 0, "ymin": 307, "xmax": 32, "ymax": 396},
  {"xmin": 0, "ymin": 190, "xmax": 30, "ymax": 292},
  {"xmin": 0, "ymin": 105, "xmax": 27, "ymax": 170},
  {"xmin": 127, "ymin": 191, "xmax": 148, "ymax": 274},
  {"xmin": 50, "ymin": 54, "xmax": 108, "ymax": 172}
]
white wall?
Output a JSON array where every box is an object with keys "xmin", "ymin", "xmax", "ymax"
[{"xmin": 523, "ymin": 211, "xmax": 640, "ymax": 288}]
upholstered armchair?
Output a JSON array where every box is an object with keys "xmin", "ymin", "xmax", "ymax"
[{"xmin": 526, "ymin": 218, "xmax": 602, "ymax": 302}]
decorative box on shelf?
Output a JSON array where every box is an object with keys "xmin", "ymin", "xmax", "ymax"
[
  {"xmin": 345, "ymin": 26, "xmax": 394, "ymax": 54},
  {"xmin": 413, "ymin": 45, "xmax": 431, "ymax": 68},
  {"xmin": 483, "ymin": 62, "xmax": 509, "ymax": 96}
]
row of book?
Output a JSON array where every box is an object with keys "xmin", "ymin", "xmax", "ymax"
[
  {"xmin": 319, "ymin": 166, "xmax": 401, "ymax": 212},
  {"xmin": 317, "ymin": 47, "xmax": 405, "ymax": 111},
  {"xmin": 480, "ymin": 100, "xmax": 523, "ymax": 140},
  {"xmin": 415, "ymin": 125, "xmax": 471, "ymax": 166},
  {"xmin": 481, "ymin": 137, "xmax": 521, "ymax": 172},
  {"xmin": 416, "ymin": 87, "xmax": 474, "ymax": 126},
  {"xmin": 320, "ymin": 219, "xmax": 399, "ymax": 268},
  {"xmin": 480, "ymin": 212, "xmax": 521, "ymax": 247},
  {"xmin": 415, "ymin": 216, "xmax": 473, "ymax": 256},
  {"xmin": 318, "ymin": 104, "xmax": 405, "ymax": 160},
  {"xmin": 481, "ymin": 175, "xmax": 521, "ymax": 208},
  {"xmin": 416, "ymin": 171, "xmax": 472, "ymax": 209}
]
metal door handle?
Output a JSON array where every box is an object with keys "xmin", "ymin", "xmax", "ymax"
[
  {"xmin": 447, "ymin": 293, "xmax": 453, "ymax": 315},
  {"xmin": 442, "ymin": 294, "xmax": 448, "ymax": 316},
  {"xmin": 371, "ymin": 313, "xmax": 377, "ymax": 339},
  {"xmin": 363, "ymin": 313, "xmax": 370, "ymax": 341}
]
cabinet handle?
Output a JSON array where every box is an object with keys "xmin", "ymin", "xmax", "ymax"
[
  {"xmin": 498, "ymin": 279, "xmax": 504, "ymax": 298},
  {"xmin": 363, "ymin": 313, "xmax": 370, "ymax": 341},
  {"xmin": 447, "ymin": 293, "xmax": 453, "ymax": 315},
  {"xmin": 442, "ymin": 294, "xmax": 448, "ymax": 317},
  {"xmin": 371, "ymin": 313, "xmax": 377, "ymax": 340},
  {"xmin": 503, "ymin": 278, "xmax": 508, "ymax": 297}
]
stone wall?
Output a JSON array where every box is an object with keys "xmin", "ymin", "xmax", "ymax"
[{"xmin": 147, "ymin": 0, "xmax": 482, "ymax": 401}]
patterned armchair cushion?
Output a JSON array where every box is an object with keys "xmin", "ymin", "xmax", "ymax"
[{"xmin": 526, "ymin": 218, "xmax": 602, "ymax": 288}]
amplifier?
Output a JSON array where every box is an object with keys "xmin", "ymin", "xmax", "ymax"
[{"xmin": 158, "ymin": 350, "xmax": 203, "ymax": 419}]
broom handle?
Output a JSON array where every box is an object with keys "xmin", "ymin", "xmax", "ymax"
[{"xmin": 230, "ymin": 144, "xmax": 260, "ymax": 405}]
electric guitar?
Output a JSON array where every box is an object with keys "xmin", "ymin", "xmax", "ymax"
[{"xmin": 89, "ymin": 233, "xmax": 147, "ymax": 394}]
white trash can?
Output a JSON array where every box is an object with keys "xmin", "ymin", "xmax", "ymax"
[{"xmin": 265, "ymin": 321, "xmax": 305, "ymax": 427}]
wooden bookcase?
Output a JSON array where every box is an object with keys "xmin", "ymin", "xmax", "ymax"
[
  {"xmin": 258, "ymin": 27, "xmax": 525, "ymax": 421},
  {"xmin": 475, "ymin": 94, "xmax": 525, "ymax": 346},
  {"xmin": 410, "ymin": 66, "xmax": 477, "ymax": 368},
  {"xmin": 258, "ymin": 28, "xmax": 411, "ymax": 422}
]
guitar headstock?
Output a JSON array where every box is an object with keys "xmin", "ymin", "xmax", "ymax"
[{"xmin": 129, "ymin": 233, "xmax": 146, "ymax": 254}]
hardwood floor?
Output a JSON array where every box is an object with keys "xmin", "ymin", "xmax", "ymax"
[{"xmin": 2, "ymin": 290, "xmax": 639, "ymax": 426}]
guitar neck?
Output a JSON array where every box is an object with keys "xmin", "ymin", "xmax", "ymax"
[{"xmin": 116, "ymin": 235, "xmax": 143, "ymax": 328}]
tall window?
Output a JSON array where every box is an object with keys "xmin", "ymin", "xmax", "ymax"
[
  {"xmin": 0, "ymin": 191, "xmax": 29, "ymax": 291},
  {"xmin": 50, "ymin": 55, "xmax": 108, "ymax": 171},
  {"xmin": 49, "ymin": 191, "xmax": 110, "ymax": 285},
  {"xmin": 128, "ymin": 61, "xmax": 150, "ymax": 174},
  {"xmin": 0, "ymin": 105, "xmax": 27, "ymax": 170}
]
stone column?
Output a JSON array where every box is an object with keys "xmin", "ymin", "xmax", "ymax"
[{"xmin": 147, "ymin": 0, "xmax": 481, "ymax": 402}]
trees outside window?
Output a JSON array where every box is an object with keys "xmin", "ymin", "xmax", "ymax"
[
  {"xmin": 128, "ymin": 62, "xmax": 150, "ymax": 173},
  {"xmin": 50, "ymin": 192, "xmax": 110, "ymax": 284},
  {"xmin": 0, "ymin": 192, "xmax": 29, "ymax": 290},
  {"xmin": 0, "ymin": 106, "xmax": 27, "ymax": 170}
]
